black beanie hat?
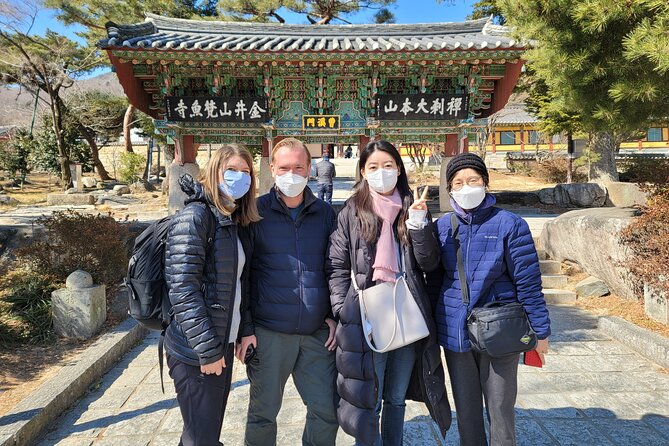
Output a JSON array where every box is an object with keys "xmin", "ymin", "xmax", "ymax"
[{"xmin": 446, "ymin": 152, "xmax": 489, "ymax": 187}]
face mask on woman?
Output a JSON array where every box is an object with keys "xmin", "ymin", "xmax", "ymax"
[
  {"xmin": 450, "ymin": 185, "xmax": 486, "ymax": 210},
  {"xmin": 220, "ymin": 170, "xmax": 251, "ymax": 200},
  {"xmin": 274, "ymin": 172, "xmax": 308, "ymax": 197},
  {"xmin": 366, "ymin": 168, "xmax": 398, "ymax": 194}
]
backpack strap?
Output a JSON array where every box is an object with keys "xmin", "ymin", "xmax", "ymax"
[{"xmin": 451, "ymin": 213, "xmax": 470, "ymax": 308}]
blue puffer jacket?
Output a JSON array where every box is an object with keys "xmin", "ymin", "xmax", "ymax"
[
  {"xmin": 429, "ymin": 194, "xmax": 551, "ymax": 352},
  {"xmin": 247, "ymin": 186, "xmax": 337, "ymax": 335}
]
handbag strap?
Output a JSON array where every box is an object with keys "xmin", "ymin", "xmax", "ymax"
[{"xmin": 451, "ymin": 213, "xmax": 470, "ymax": 308}]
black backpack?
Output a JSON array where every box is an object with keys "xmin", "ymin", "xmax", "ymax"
[
  {"xmin": 125, "ymin": 204, "xmax": 216, "ymax": 331},
  {"xmin": 125, "ymin": 204, "xmax": 216, "ymax": 391}
]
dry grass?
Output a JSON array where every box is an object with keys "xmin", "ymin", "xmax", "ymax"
[
  {"xmin": 0, "ymin": 173, "xmax": 59, "ymax": 208},
  {"xmin": 407, "ymin": 169, "xmax": 553, "ymax": 192},
  {"xmin": 576, "ymin": 295, "xmax": 669, "ymax": 338}
]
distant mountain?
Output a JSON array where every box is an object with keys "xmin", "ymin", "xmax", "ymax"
[{"xmin": 0, "ymin": 72, "xmax": 124, "ymax": 128}]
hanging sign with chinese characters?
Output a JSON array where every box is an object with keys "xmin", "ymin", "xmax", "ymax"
[
  {"xmin": 165, "ymin": 96, "xmax": 269, "ymax": 123},
  {"xmin": 376, "ymin": 94, "xmax": 469, "ymax": 120},
  {"xmin": 302, "ymin": 115, "xmax": 340, "ymax": 130}
]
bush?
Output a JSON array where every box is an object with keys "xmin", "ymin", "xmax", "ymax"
[
  {"xmin": 620, "ymin": 187, "xmax": 669, "ymax": 295},
  {"xmin": 0, "ymin": 129, "xmax": 33, "ymax": 184},
  {"xmin": 16, "ymin": 210, "xmax": 131, "ymax": 287},
  {"xmin": 0, "ymin": 270, "xmax": 60, "ymax": 345},
  {"xmin": 618, "ymin": 158, "xmax": 669, "ymax": 185},
  {"xmin": 119, "ymin": 152, "xmax": 146, "ymax": 184},
  {"xmin": 536, "ymin": 157, "xmax": 588, "ymax": 183}
]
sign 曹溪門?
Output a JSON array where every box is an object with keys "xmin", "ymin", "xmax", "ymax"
[
  {"xmin": 165, "ymin": 96, "xmax": 269, "ymax": 122},
  {"xmin": 303, "ymin": 115, "xmax": 340, "ymax": 130},
  {"xmin": 376, "ymin": 94, "xmax": 469, "ymax": 120}
]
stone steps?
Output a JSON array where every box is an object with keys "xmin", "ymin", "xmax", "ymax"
[
  {"xmin": 543, "ymin": 288, "xmax": 577, "ymax": 305},
  {"xmin": 542, "ymin": 274, "xmax": 568, "ymax": 289},
  {"xmin": 540, "ymin": 260, "xmax": 562, "ymax": 275}
]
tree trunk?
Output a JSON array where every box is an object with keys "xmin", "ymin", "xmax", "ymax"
[
  {"xmin": 51, "ymin": 96, "xmax": 72, "ymax": 189},
  {"xmin": 589, "ymin": 131, "xmax": 619, "ymax": 183},
  {"xmin": 123, "ymin": 104, "xmax": 135, "ymax": 153},
  {"xmin": 76, "ymin": 121, "xmax": 111, "ymax": 180}
]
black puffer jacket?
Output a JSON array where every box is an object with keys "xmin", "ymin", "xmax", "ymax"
[
  {"xmin": 164, "ymin": 175, "xmax": 251, "ymax": 366},
  {"xmin": 326, "ymin": 200, "xmax": 452, "ymax": 445}
]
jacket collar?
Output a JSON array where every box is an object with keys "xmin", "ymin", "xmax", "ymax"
[
  {"xmin": 451, "ymin": 193, "xmax": 496, "ymax": 225},
  {"xmin": 180, "ymin": 173, "xmax": 234, "ymax": 227},
  {"xmin": 269, "ymin": 185, "xmax": 317, "ymax": 216}
]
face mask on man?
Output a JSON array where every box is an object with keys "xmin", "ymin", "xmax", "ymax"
[
  {"xmin": 450, "ymin": 185, "xmax": 486, "ymax": 210},
  {"xmin": 220, "ymin": 170, "xmax": 252, "ymax": 200},
  {"xmin": 366, "ymin": 168, "xmax": 398, "ymax": 194},
  {"xmin": 274, "ymin": 172, "xmax": 308, "ymax": 197}
]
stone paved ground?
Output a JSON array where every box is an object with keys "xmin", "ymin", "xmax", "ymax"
[{"xmin": 36, "ymin": 305, "xmax": 669, "ymax": 446}]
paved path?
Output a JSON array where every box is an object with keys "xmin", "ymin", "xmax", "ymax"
[{"xmin": 36, "ymin": 305, "xmax": 669, "ymax": 446}]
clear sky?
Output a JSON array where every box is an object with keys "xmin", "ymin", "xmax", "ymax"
[{"xmin": 28, "ymin": 0, "xmax": 478, "ymax": 76}]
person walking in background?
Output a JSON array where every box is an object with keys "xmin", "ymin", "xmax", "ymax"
[
  {"xmin": 426, "ymin": 152, "xmax": 551, "ymax": 446},
  {"xmin": 327, "ymin": 140, "xmax": 451, "ymax": 446},
  {"xmin": 314, "ymin": 149, "xmax": 336, "ymax": 204},
  {"xmin": 239, "ymin": 137, "xmax": 339, "ymax": 446},
  {"xmin": 164, "ymin": 145, "xmax": 260, "ymax": 446}
]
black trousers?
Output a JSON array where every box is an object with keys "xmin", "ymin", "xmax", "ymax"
[{"xmin": 168, "ymin": 343, "xmax": 235, "ymax": 446}]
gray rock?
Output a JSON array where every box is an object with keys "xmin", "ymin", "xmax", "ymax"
[
  {"xmin": 130, "ymin": 180, "xmax": 156, "ymax": 193},
  {"xmin": 66, "ymin": 270, "xmax": 94, "ymax": 289},
  {"xmin": 52, "ymin": 270, "xmax": 106, "ymax": 340},
  {"xmin": 539, "ymin": 183, "xmax": 607, "ymax": 207},
  {"xmin": 96, "ymin": 181, "xmax": 105, "ymax": 189},
  {"xmin": 644, "ymin": 284, "xmax": 668, "ymax": 325},
  {"xmin": 605, "ymin": 182, "xmax": 648, "ymax": 207},
  {"xmin": 65, "ymin": 187, "xmax": 79, "ymax": 194},
  {"xmin": 538, "ymin": 187, "xmax": 556, "ymax": 205},
  {"xmin": 575, "ymin": 276, "xmax": 610, "ymax": 297},
  {"xmin": 81, "ymin": 177, "xmax": 98, "ymax": 188},
  {"xmin": 47, "ymin": 193, "xmax": 96, "ymax": 206},
  {"xmin": 0, "ymin": 195, "xmax": 19, "ymax": 205},
  {"xmin": 168, "ymin": 163, "xmax": 201, "ymax": 214},
  {"xmin": 494, "ymin": 191, "xmax": 540, "ymax": 207},
  {"xmin": 540, "ymin": 207, "xmax": 637, "ymax": 300},
  {"xmin": 113, "ymin": 185, "xmax": 131, "ymax": 195}
]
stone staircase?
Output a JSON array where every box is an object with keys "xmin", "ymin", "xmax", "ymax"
[{"xmin": 535, "ymin": 237, "xmax": 577, "ymax": 305}]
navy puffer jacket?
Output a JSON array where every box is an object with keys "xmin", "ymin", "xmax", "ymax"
[
  {"xmin": 428, "ymin": 194, "xmax": 551, "ymax": 352},
  {"xmin": 163, "ymin": 175, "xmax": 251, "ymax": 366},
  {"xmin": 327, "ymin": 200, "xmax": 452, "ymax": 446},
  {"xmin": 247, "ymin": 187, "xmax": 336, "ymax": 335}
]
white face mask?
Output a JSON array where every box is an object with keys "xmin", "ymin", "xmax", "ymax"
[
  {"xmin": 274, "ymin": 172, "xmax": 308, "ymax": 197},
  {"xmin": 366, "ymin": 168, "xmax": 398, "ymax": 194},
  {"xmin": 450, "ymin": 185, "xmax": 486, "ymax": 210}
]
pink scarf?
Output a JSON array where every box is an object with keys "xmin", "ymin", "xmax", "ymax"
[{"xmin": 370, "ymin": 188, "xmax": 403, "ymax": 282}]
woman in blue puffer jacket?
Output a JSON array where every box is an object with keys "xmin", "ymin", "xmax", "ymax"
[{"xmin": 423, "ymin": 153, "xmax": 551, "ymax": 446}]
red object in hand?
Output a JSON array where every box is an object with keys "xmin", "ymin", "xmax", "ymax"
[{"xmin": 523, "ymin": 350, "xmax": 543, "ymax": 368}]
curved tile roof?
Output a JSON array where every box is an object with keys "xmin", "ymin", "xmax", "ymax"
[{"xmin": 100, "ymin": 13, "xmax": 523, "ymax": 53}]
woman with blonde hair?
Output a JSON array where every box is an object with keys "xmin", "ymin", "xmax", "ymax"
[{"xmin": 164, "ymin": 144, "xmax": 260, "ymax": 446}]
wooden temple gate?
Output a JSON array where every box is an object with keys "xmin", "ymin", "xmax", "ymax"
[{"xmin": 100, "ymin": 14, "xmax": 525, "ymax": 210}]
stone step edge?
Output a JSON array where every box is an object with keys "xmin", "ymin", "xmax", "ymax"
[
  {"xmin": 0, "ymin": 318, "xmax": 148, "ymax": 446},
  {"xmin": 598, "ymin": 316, "xmax": 669, "ymax": 369}
]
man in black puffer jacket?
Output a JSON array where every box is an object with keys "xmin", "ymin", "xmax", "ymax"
[{"xmin": 239, "ymin": 138, "xmax": 339, "ymax": 446}]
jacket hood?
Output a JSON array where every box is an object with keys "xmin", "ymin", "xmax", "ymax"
[{"xmin": 179, "ymin": 173, "xmax": 208, "ymax": 204}]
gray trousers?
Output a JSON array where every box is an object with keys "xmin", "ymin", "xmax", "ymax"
[
  {"xmin": 444, "ymin": 349, "xmax": 519, "ymax": 446},
  {"xmin": 244, "ymin": 325, "xmax": 338, "ymax": 446}
]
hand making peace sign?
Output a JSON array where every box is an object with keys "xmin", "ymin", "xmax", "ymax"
[{"xmin": 409, "ymin": 185, "xmax": 430, "ymax": 211}]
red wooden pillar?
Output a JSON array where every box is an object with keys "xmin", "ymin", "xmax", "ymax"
[
  {"xmin": 520, "ymin": 127, "xmax": 525, "ymax": 153},
  {"xmin": 359, "ymin": 135, "xmax": 370, "ymax": 150},
  {"xmin": 262, "ymin": 137, "xmax": 271, "ymax": 158},
  {"xmin": 444, "ymin": 134, "xmax": 458, "ymax": 156},
  {"xmin": 175, "ymin": 135, "xmax": 198, "ymax": 165},
  {"xmin": 460, "ymin": 135, "xmax": 469, "ymax": 154}
]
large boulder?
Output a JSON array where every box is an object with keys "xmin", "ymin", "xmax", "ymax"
[
  {"xmin": 493, "ymin": 191, "xmax": 541, "ymax": 207},
  {"xmin": 605, "ymin": 182, "xmax": 648, "ymax": 207},
  {"xmin": 46, "ymin": 193, "xmax": 96, "ymax": 206},
  {"xmin": 113, "ymin": 185, "xmax": 131, "ymax": 196},
  {"xmin": 539, "ymin": 183, "xmax": 607, "ymax": 207},
  {"xmin": 575, "ymin": 276, "xmax": 610, "ymax": 297},
  {"xmin": 81, "ymin": 177, "xmax": 98, "ymax": 188},
  {"xmin": 0, "ymin": 195, "xmax": 19, "ymax": 205},
  {"xmin": 540, "ymin": 208, "xmax": 637, "ymax": 300}
]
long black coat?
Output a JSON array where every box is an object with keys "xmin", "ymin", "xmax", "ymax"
[
  {"xmin": 163, "ymin": 175, "xmax": 251, "ymax": 366},
  {"xmin": 326, "ymin": 200, "xmax": 452, "ymax": 445}
]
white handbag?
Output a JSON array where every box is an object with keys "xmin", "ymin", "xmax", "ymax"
[{"xmin": 352, "ymin": 253, "xmax": 430, "ymax": 353}]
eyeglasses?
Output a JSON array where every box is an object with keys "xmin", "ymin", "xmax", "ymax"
[{"xmin": 451, "ymin": 176, "xmax": 484, "ymax": 191}]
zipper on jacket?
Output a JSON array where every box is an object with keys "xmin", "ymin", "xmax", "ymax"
[
  {"xmin": 224, "ymin": 227, "xmax": 239, "ymax": 344},
  {"xmin": 461, "ymin": 214, "xmax": 473, "ymax": 351},
  {"xmin": 294, "ymin": 222, "xmax": 303, "ymax": 332}
]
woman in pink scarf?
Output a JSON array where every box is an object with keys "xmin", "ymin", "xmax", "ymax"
[{"xmin": 326, "ymin": 141, "xmax": 451, "ymax": 446}]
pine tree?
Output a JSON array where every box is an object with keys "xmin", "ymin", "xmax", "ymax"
[{"xmin": 500, "ymin": 0, "xmax": 669, "ymax": 182}]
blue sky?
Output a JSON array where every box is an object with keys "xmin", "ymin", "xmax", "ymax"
[{"xmin": 29, "ymin": 0, "xmax": 478, "ymax": 76}]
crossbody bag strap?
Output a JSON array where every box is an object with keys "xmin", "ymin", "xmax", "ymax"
[{"xmin": 451, "ymin": 213, "xmax": 470, "ymax": 308}]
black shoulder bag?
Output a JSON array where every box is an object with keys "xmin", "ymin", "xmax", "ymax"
[{"xmin": 451, "ymin": 213, "xmax": 537, "ymax": 357}]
